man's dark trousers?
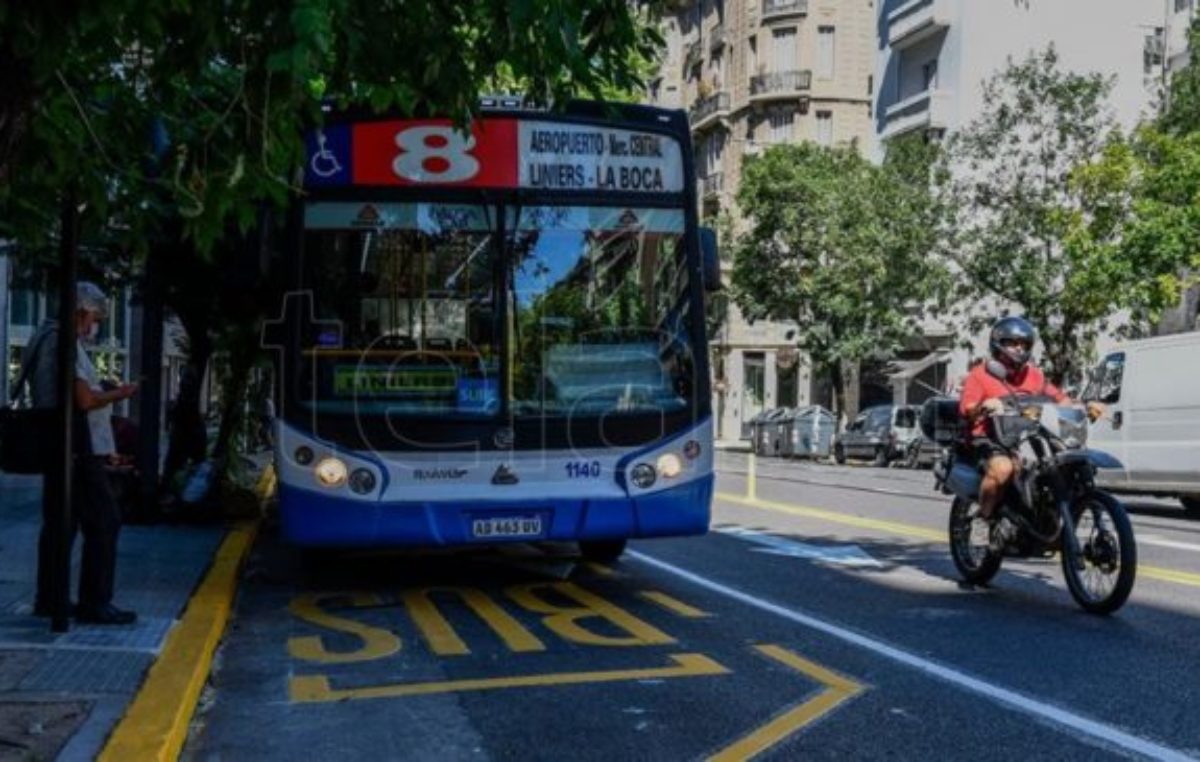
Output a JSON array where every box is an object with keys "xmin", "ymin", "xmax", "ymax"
[{"xmin": 36, "ymin": 456, "xmax": 121, "ymax": 611}]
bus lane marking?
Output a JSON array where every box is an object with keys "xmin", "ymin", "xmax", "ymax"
[
  {"xmin": 288, "ymin": 652, "xmax": 730, "ymax": 703},
  {"xmin": 708, "ymin": 644, "xmax": 866, "ymax": 762},
  {"xmin": 637, "ymin": 591, "xmax": 710, "ymax": 619},
  {"xmin": 287, "ymin": 592, "xmax": 402, "ymax": 664},
  {"xmin": 505, "ymin": 581, "xmax": 676, "ymax": 646},
  {"xmin": 403, "ymin": 587, "xmax": 546, "ymax": 655},
  {"xmin": 630, "ymin": 550, "xmax": 1198, "ymax": 762}
]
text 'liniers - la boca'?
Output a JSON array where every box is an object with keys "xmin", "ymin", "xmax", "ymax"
[{"xmin": 526, "ymin": 128, "xmax": 668, "ymax": 191}]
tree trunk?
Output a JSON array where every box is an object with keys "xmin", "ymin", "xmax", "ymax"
[
  {"xmin": 211, "ymin": 327, "xmax": 259, "ymax": 463},
  {"xmin": 160, "ymin": 322, "xmax": 212, "ymax": 492}
]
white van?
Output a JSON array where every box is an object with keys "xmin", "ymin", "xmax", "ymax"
[{"xmin": 1084, "ymin": 333, "xmax": 1200, "ymax": 515}]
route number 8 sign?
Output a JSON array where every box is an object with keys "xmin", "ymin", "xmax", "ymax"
[{"xmin": 392, "ymin": 126, "xmax": 481, "ymax": 183}]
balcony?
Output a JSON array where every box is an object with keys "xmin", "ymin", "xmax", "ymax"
[
  {"xmin": 881, "ymin": 87, "xmax": 952, "ymax": 141},
  {"xmin": 749, "ymin": 69, "xmax": 812, "ymax": 103},
  {"xmin": 761, "ymin": 0, "xmax": 808, "ymax": 22},
  {"xmin": 683, "ymin": 39, "xmax": 703, "ymax": 72},
  {"xmin": 886, "ymin": 0, "xmax": 951, "ymax": 50},
  {"xmin": 689, "ymin": 91, "xmax": 731, "ymax": 131},
  {"xmin": 701, "ymin": 172, "xmax": 724, "ymax": 200},
  {"xmin": 709, "ymin": 23, "xmax": 728, "ymax": 53}
]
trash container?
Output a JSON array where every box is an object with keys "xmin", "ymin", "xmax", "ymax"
[
  {"xmin": 750, "ymin": 408, "xmax": 786, "ymax": 456},
  {"xmin": 775, "ymin": 409, "xmax": 798, "ymax": 458},
  {"xmin": 763, "ymin": 408, "xmax": 792, "ymax": 457},
  {"xmin": 786, "ymin": 405, "xmax": 836, "ymax": 459}
]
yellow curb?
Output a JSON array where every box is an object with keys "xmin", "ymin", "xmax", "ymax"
[{"xmin": 99, "ymin": 520, "xmax": 258, "ymax": 762}]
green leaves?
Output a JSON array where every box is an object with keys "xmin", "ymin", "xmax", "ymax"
[
  {"xmin": 943, "ymin": 46, "xmax": 1142, "ymax": 384},
  {"xmin": 1, "ymin": 0, "xmax": 661, "ymax": 257},
  {"xmin": 731, "ymin": 140, "xmax": 951, "ymax": 398}
]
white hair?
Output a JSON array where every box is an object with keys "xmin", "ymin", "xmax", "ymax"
[{"xmin": 76, "ymin": 281, "xmax": 109, "ymax": 318}]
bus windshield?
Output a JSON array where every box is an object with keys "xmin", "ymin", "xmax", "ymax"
[
  {"xmin": 300, "ymin": 201, "xmax": 695, "ymax": 419},
  {"xmin": 510, "ymin": 205, "xmax": 693, "ymax": 415}
]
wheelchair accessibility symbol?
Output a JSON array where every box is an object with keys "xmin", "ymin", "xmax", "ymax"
[{"xmin": 310, "ymin": 130, "xmax": 343, "ymax": 178}]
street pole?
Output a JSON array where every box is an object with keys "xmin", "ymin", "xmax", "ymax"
[
  {"xmin": 49, "ymin": 191, "xmax": 80, "ymax": 633},
  {"xmin": 0, "ymin": 251, "xmax": 9, "ymax": 404},
  {"xmin": 136, "ymin": 247, "xmax": 164, "ymax": 512}
]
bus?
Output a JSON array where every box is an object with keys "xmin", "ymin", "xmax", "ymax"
[{"xmin": 272, "ymin": 99, "xmax": 719, "ymax": 561}]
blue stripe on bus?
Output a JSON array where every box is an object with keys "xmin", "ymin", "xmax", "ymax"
[{"xmin": 278, "ymin": 474, "xmax": 712, "ymax": 548}]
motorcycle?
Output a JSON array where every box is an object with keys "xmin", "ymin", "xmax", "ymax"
[{"xmin": 925, "ymin": 394, "xmax": 1137, "ymax": 615}]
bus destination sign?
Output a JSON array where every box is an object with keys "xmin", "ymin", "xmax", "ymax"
[{"xmin": 305, "ymin": 119, "xmax": 684, "ymax": 193}]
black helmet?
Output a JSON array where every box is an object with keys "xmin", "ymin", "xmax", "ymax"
[{"xmin": 989, "ymin": 316, "xmax": 1037, "ymax": 372}]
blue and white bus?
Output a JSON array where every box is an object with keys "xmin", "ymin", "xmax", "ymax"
[{"xmin": 273, "ymin": 100, "xmax": 719, "ymax": 561}]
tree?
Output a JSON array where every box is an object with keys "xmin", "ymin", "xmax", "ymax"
[
  {"xmin": 731, "ymin": 141, "xmax": 950, "ymax": 417},
  {"xmin": 1, "ymin": 1, "xmax": 665, "ymax": 253},
  {"xmin": 941, "ymin": 47, "xmax": 1188, "ymax": 385},
  {"xmin": 1, "ymin": 0, "xmax": 665, "ymax": 503},
  {"xmin": 1161, "ymin": 18, "xmax": 1200, "ymax": 136}
]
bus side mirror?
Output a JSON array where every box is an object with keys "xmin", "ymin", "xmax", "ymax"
[{"xmin": 700, "ymin": 227, "xmax": 722, "ymax": 292}]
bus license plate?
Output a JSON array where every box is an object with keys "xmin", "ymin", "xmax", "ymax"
[{"xmin": 471, "ymin": 516, "xmax": 544, "ymax": 539}]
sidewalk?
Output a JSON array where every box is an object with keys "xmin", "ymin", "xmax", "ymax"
[{"xmin": 0, "ymin": 472, "xmax": 227, "ymax": 760}]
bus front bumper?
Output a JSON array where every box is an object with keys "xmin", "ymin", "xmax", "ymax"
[{"xmin": 277, "ymin": 475, "xmax": 714, "ymax": 548}]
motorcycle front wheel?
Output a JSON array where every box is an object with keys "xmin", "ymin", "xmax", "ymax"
[
  {"xmin": 1061, "ymin": 493, "xmax": 1137, "ymax": 615},
  {"xmin": 949, "ymin": 497, "xmax": 1001, "ymax": 585}
]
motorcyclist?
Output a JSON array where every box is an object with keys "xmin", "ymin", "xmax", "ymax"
[{"xmin": 958, "ymin": 317, "xmax": 1103, "ymax": 548}]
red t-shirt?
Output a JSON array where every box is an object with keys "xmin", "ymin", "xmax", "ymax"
[{"xmin": 958, "ymin": 363, "xmax": 1065, "ymax": 437}]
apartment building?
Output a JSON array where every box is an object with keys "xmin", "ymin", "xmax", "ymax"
[
  {"xmin": 876, "ymin": 0, "xmax": 1194, "ymax": 390},
  {"xmin": 648, "ymin": 0, "xmax": 876, "ymax": 442}
]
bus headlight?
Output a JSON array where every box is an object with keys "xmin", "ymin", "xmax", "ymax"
[
  {"xmin": 683, "ymin": 440, "xmax": 702, "ymax": 460},
  {"xmin": 294, "ymin": 446, "xmax": 314, "ymax": 466},
  {"xmin": 314, "ymin": 457, "xmax": 348, "ymax": 488},
  {"xmin": 348, "ymin": 468, "xmax": 377, "ymax": 495},
  {"xmin": 657, "ymin": 453, "xmax": 683, "ymax": 479},
  {"xmin": 630, "ymin": 463, "xmax": 657, "ymax": 489}
]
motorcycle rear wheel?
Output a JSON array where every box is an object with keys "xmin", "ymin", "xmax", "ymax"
[
  {"xmin": 949, "ymin": 497, "xmax": 1001, "ymax": 585},
  {"xmin": 1061, "ymin": 494, "xmax": 1136, "ymax": 615}
]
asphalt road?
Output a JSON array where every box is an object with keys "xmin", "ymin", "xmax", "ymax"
[{"xmin": 183, "ymin": 453, "xmax": 1200, "ymax": 761}]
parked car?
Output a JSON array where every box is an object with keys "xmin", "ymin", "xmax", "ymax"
[
  {"xmin": 833, "ymin": 404, "xmax": 921, "ymax": 467},
  {"xmin": 1083, "ymin": 333, "xmax": 1200, "ymax": 515},
  {"xmin": 898, "ymin": 397, "xmax": 956, "ymax": 469}
]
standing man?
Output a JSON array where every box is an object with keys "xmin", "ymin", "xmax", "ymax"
[{"xmin": 25, "ymin": 281, "xmax": 138, "ymax": 624}]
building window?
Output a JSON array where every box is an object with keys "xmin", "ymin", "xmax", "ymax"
[
  {"xmin": 772, "ymin": 27, "xmax": 797, "ymax": 71},
  {"xmin": 769, "ymin": 109, "xmax": 795, "ymax": 143},
  {"xmin": 818, "ymin": 26, "xmax": 835, "ymax": 79},
  {"xmin": 1145, "ymin": 30, "xmax": 1165, "ymax": 74},
  {"xmin": 1176, "ymin": 0, "xmax": 1192, "ymax": 13},
  {"xmin": 9, "ymin": 288, "xmax": 36, "ymax": 327},
  {"xmin": 922, "ymin": 59, "xmax": 939, "ymax": 90},
  {"xmin": 748, "ymin": 35, "xmax": 757, "ymax": 76},
  {"xmin": 816, "ymin": 110, "xmax": 833, "ymax": 147}
]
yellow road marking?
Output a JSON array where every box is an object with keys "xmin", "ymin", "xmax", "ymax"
[
  {"xmin": 289, "ymin": 652, "xmax": 729, "ymax": 703},
  {"xmin": 718, "ymin": 491, "xmax": 944, "ymax": 542},
  {"xmin": 288, "ymin": 592, "xmax": 402, "ymax": 664},
  {"xmin": 719, "ymin": 491, "xmax": 1200, "ymax": 590},
  {"xmin": 506, "ymin": 581, "xmax": 676, "ymax": 647},
  {"xmin": 708, "ymin": 645, "xmax": 865, "ymax": 762},
  {"xmin": 1140, "ymin": 565, "xmax": 1200, "ymax": 588},
  {"xmin": 403, "ymin": 586, "xmax": 546, "ymax": 655},
  {"xmin": 638, "ymin": 590, "xmax": 710, "ymax": 619},
  {"xmin": 748, "ymin": 452, "xmax": 757, "ymax": 500},
  {"xmin": 585, "ymin": 562, "xmax": 616, "ymax": 577},
  {"xmin": 100, "ymin": 521, "xmax": 258, "ymax": 762}
]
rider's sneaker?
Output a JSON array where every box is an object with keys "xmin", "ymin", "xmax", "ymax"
[{"xmin": 989, "ymin": 517, "xmax": 1017, "ymax": 554}]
